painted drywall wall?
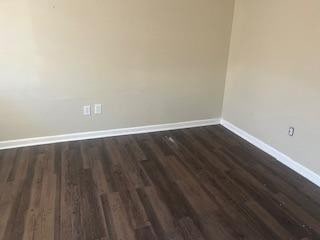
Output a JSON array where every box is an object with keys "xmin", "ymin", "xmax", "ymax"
[
  {"xmin": 223, "ymin": 0, "xmax": 320, "ymax": 174},
  {"xmin": 0, "ymin": 0, "xmax": 234, "ymax": 141}
]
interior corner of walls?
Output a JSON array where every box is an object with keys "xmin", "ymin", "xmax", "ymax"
[{"xmin": 220, "ymin": 1, "xmax": 237, "ymax": 119}]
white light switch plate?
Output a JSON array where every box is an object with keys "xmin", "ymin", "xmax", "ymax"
[{"xmin": 94, "ymin": 104, "xmax": 102, "ymax": 114}]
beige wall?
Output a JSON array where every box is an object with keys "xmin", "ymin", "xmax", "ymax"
[
  {"xmin": 0, "ymin": 0, "xmax": 234, "ymax": 141},
  {"xmin": 223, "ymin": 0, "xmax": 320, "ymax": 174}
]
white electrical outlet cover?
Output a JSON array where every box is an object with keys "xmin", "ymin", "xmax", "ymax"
[
  {"xmin": 288, "ymin": 127, "xmax": 295, "ymax": 136},
  {"xmin": 83, "ymin": 105, "xmax": 91, "ymax": 116},
  {"xmin": 94, "ymin": 104, "xmax": 102, "ymax": 114}
]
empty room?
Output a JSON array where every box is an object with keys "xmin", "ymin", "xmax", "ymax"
[{"xmin": 1, "ymin": 0, "xmax": 320, "ymax": 239}]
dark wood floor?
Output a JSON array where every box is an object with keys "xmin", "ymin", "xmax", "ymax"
[{"xmin": 0, "ymin": 125, "xmax": 320, "ymax": 240}]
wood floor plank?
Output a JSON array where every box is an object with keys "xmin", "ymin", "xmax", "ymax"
[
  {"xmin": 0, "ymin": 149, "xmax": 17, "ymax": 182},
  {"xmin": 60, "ymin": 145, "xmax": 82, "ymax": 240},
  {"xmin": 198, "ymin": 172, "xmax": 272, "ymax": 240},
  {"xmin": 0, "ymin": 125, "xmax": 319, "ymax": 240},
  {"xmin": 101, "ymin": 192, "xmax": 136, "ymax": 240},
  {"xmin": 274, "ymin": 193, "xmax": 320, "ymax": 235},
  {"xmin": 245, "ymin": 200, "xmax": 295, "ymax": 239},
  {"xmin": 228, "ymin": 168, "xmax": 316, "ymax": 239},
  {"xmin": 79, "ymin": 169, "xmax": 108, "ymax": 240},
  {"xmin": 35, "ymin": 172, "xmax": 57, "ymax": 240},
  {"xmin": 176, "ymin": 179, "xmax": 236, "ymax": 240},
  {"xmin": 134, "ymin": 226, "xmax": 158, "ymax": 240},
  {"xmin": 2, "ymin": 148, "xmax": 37, "ymax": 240},
  {"xmin": 137, "ymin": 186, "xmax": 184, "ymax": 240},
  {"xmin": 117, "ymin": 135, "xmax": 147, "ymax": 162},
  {"xmin": 0, "ymin": 181, "xmax": 22, "ymax": 239},
  {"xmin": 116, "ymin": 137, "xmax": 150, "ymax": 189},
  {"xmin": 112, "ymin": 164, "xmax": 150, "ymax": 229},
  {"xmin": 53, "ymin": 143, "xmax": 62, "ymax": 240},
  {"xmin": 84, "ymin": 145, "xmax": 109, "ymax": 195},
  {"xmin": 224, "ymin": 145, "xmax": 320, "ymax": 222},
  {"xmin": 177, "ymin": 217, "xmax": 206, "ymax": 240},
  {"xmin": 22, "ymin": 155, "xmax": 45, "ymax": 240},
  {"xmin": 139, "ymin": 156, "xmax": 192, "ymax": 221}
]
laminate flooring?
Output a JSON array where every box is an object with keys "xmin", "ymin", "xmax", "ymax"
[{"xmin": 0, "ymin": 125, "xmax": 320, "ymax": 240}]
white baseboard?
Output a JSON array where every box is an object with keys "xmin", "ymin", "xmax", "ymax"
[
  {"xmin": 3, "ymin": 117, "xmax": 319, "ymax": 187},
  {"xmin": 221, "ymin": 119, "xmax": 320, "ymax": 187},
  {"xmin": 0, "ymin": 118, "xmax": 220, "ymax": 150}
]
